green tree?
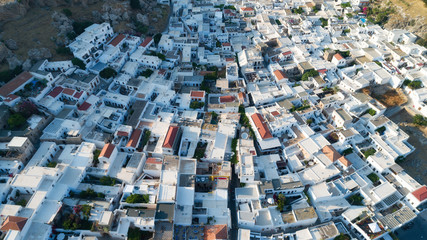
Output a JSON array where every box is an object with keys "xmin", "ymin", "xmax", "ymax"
[
  {"xmin": 141, "ymin": 69, "xmax": 154, "ymax": 78},
  {"xmin": 190, "ymin": 101, "xmax": 204, "ymax": 109},
  {"xmin": 47, "ymin": 162, "xmax": 57, "ymax": 168},
  {"xmin": 363, "ymin": 148, "xmax": 376, "ymax": 158},
  {"xmin": 276, "ymin": 194, "xmax": 287, "ymax": 211},
  {"xmin": 301, "ymin": 70, "xmax": 319, "ymax": 81},
  {"xmin": 126, "ymin": 194, "xmax": 149, "ymax": 203},
  {"xmin": 62, "ymin": 8, "xmax": 72, "ymax": 17},
  {"xmin": 153, "ymin": 33, "xmax": 162, "ymax": 45},
  {"xmin": 100, "ymin": 176, "xmax": 116, "ymax": 186},
  {"xmin": 8, "ymin": 113, "xmax": 26, "ymax": 130},
  {"xmin": 408, "ymin": 80, "xmax": 422, "ymax": 89},
  {"xmin": 130, "ymin": 0, "xmax": 141, "ymax": 9},
  {"xmin": 72, "ymin": 58, "xmax": 86, "ymax": 70},
  {"xmin": 413, "ymin": 114, "xmax": 427, "ymax": 126},
  {"xmin": 100, "ymin": 67, "xmax": 117, "ymax": 79},
  {"xmin": 367, "ymin": 172, "xmax": 380, "ymax": 183},
  {"xmin": 334, "ymin": 233, "xmax": 351, "ymax": 240}
]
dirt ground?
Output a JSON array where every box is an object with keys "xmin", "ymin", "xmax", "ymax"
[
  {"xmin": 362, "ymin": 85, "xmax": 407, "ymax": 107},
  {"xmin": 390, "ymin": 108, "xmax": 427, "ymax": 185}
]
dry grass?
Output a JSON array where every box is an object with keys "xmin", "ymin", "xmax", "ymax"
[
  {"xmin": 388, "ymin": 0, "xmax": 427, "ymax": 20},
  {"xmin": 362, "ymin": 85, "xmax": 407, "ymax": 107}
]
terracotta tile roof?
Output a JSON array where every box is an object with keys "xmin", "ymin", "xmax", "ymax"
[
  {"xmin": 146, "ymin": 157, "xmax": 162, "ymax": 164},
  {"xmin": 204, "ymin": 224, "xmax": 228, "ymax": 240},
  {"xmin": 158, "ymin": 69, "xmax": 166, "ymax": 75},
  {"xmin": 117, "ymin": 131, "xmax": 129, "ymax": 137},
  {"xmin": 241, "ymin": 7, "xmax": 254, "ymax": 11},
  {"xmin": 273, "ymin": 69, "xmax": 287, "ymax": 81},
  {"xmin": 282, "ymin": 51, "xmax": 292, "ymax": 56},
  {"xmin": 0, "ymin": 216, "xmax": 27, "ymax": 231},
  {"xmin": 271, "ymin": 111, "xmax": 280, "ymax": 116},
  {"xmin": 4, "ymin": 94, "xmax": 20, "ymax": 102},
  {"xmin": 321, "ymin": 145, "xmax": 342, "ymax": 162},
  {"xmin": 318, "ymin": 69, "xmax": 327, "ymax": 74},
  {"xmin": 222, "ymin": 42, "xmax": 231, "ymax": 47},
  {"xmin": 126, "ymin": 128, "xmax": 142, "ymax": 148},
  {"xmin": 190, "ymin": 90, "xmax": 205, "ymax": 98},
  {"xmin": 78, "ymin": 102, "xmax": 92, "ymax": 111},
  {"xmin": 334, "ymin": 53, "xmax": 344, "ymax": 61},
  {"xmin": 238, "ymin": 92, "xmax": 246, "ymax": 99},
  {"xmin": 226, "ymin": 57, "xmax": 235, "ymax": 62},
  {"xmin": 140, "ymin": 37, "xmax": 153, "ymax": 47},
  {"xmin": 73, "ymin": 91, "xmax": 83, "ymax": 99},
  {"xmin": 412, "ymin": 186, "xmax": 427, "ymax": 202},
  {"xmin": 62, "ymin": 88, "xmax": 75, "ymax": 96},
  {"xmin": 163, "ymin": 126, "xmax": 179, "ymax": 148},
  {"xmin": 100, "ymin": 143, "xmax": 115, "ymax": 159},
  {"xmin": 251, "ymin": 113, "xmax": 273, "ymax": 139},
  {"xmin": 49, "ymin": 86, "xmax": 64, "ymax": 98},
  {"xmin": 338, "ymin": 156, "xmax": 352, "ymax": 167},
  {"xmin": 0, "ymin": 72, "xmax": 33, "ymax": 98},
  {"xmin": 220, "ymin": 95, "xmax": 235, "ymax": 103},
  {"xmin": 110, "ymin": 34, "xmax": 126, "ymax": 47}
]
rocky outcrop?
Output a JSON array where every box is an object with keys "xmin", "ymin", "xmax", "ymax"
[
  {"xmin": 5, "ymin": 39, "xmax": 18, "ymax": 50},
  {"xmin": 28, "ymin": 48, "xmax": 52, "ymax": 61}
]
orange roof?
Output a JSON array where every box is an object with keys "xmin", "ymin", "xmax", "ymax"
[
  {"xmin": 204, "ymin": 225, "xmax": 228, "ymax": 240},
  {"xmin": 412, "ymin": 186, "xmax": 427, "ymax": 202},
  {"xmin": 117, "ymin": 131, "xmax": 129, "ymax": 137},
  {"xmin": 222, "ymin": 42, "xmax": 231, "ymax": 47},
  {"xmin": 271, "ymin": 111, "xmax": 280, "ymax": 116},
  {"xmin": 110, "ymin": 34, "xmax": 126, "ymax": 47},
  {"xmin": 251, "ymin": 113, "xmax": 273, "ymax": 139},
  {"xmin": 190, "ymin": 90, "xmax": 205, "ymax": 98},
  {"xmin": 334, "ymin": 53, "xmax": 343, "ymax": 60},
  {"xmin": 282, "ymin": 51, "xmax": 292, "ymax": 56},
  {"xmin": 0, "ymin": 72, "xmax": 33, "ymax": 98},
  {"xmin": 241, "ymin": 7, "xmax": 254, "ymax": 11},
  {"xmin": 273, "ymin": 69, "xmax": 287, "ymax": 80},
  {"xmin": 220, "ymin": 95, "xmax": 235, "ymax": 103},
  {"xmin": 49, "ymin": 86, "xmax": 64, "ymax": 98},
  {"xmin": 238, "ymin": 92, "xmax": 246, "ymax": 99},
  {"xmin": 126, "ymin": 129, "xmax": 142, "ymax": 148},
  {"xmin": 163, "ymin": 126, "xmax": 179, "ymax": 148},
  {"xmin": 62, "ymin": 88, "xmax": 75, "ymax": 96},
  {"xmin": 146, "ymin": 158, "xmax": 162, "ymax": 164},
  {"xmin": 0, "ymin": 216, "xmax": 27, "ymax": 231},
  {"xmin": 321, "ymin": 145, "xmax": 342, "ymax": 162},
  {"xmin": 140, "ymin": 37, "xmax": 153, "ymax": 47},
  {"xmin": 100, "ymin": 143, "xmax": 115, "ymax": 159},
  {"xmin": 338, "ymin": 156, "xmax": 352, "ymax": 167},
  {"xmin": 78, "ymin": 102, "xmax": 91, "ymax": 111}
]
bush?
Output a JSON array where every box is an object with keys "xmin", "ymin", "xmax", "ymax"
[
  {"xmin": 140, "ymin": 69, "xmax": 154, "ymax": 78},
  {"xmin": 408, "ymin": 80, "xmax": 422, "ymax": 90},
  {"xmin": 153, "ymin": 33, "xmax": 162, "ymax": 45},
  {"xmin": 72, "ymin": 58, "xmax": 86, "ymax": 70},
  {"xmin": 276, "ymin": 194, "xmax": 287, "ymax": 212},
  {"xmin": 56, "ymin": 46, "xmax": 72, "ymax": 55},
  {"xmin": 375, "ymin": 126, "xmax": 386, "ymax": 135},
  {"xmin": 367, "ymin": 172, "xmax": 380, "ymax": 183},
  {"xmin": 62, "ymin": 8, "xmax": 72, "ymax": 17},
  {"xmin": 366, "ymin": 108, "xmax": 376, "ymax": 116},
  {"xmin": 342, "ymin": 148, "xmax": 353, "ymax": 156},
  {"xmin": 190, "ymin": 101, "xmax": 204, "ymax": 109},
  {"xmin": 93, "ymin": 149, "xmax": 101, "ymax": 167},
  {"xmin": 99, "ymin": 67, "xmax": 117, "ymax": 79},
  {"xmin": 275, "ymin": 19, "xmax": 282, "ymax": 25},
  {"xmin": 8, "ymin": 113, "xmax": 26, "ymax": 130},
  {"xmin": 320, "ymin": 18, "xmax": 328, "ymax": 27},
  {"xmin": 125, "ymin": 194, "xmax": 149, "ymax": 203},
  {"xmin": 0, "ymin": 65, "xmax": 23, "ymax": 83},
  {"xmin": 340, "ymin": 2, "xmax": 351, "ymax": 8},
  {"xmin": 363, "ymin": 148, "xmax": 376, "ymax": 158},
  {"xmin": 413, "ymin": 114, "xmax": 427, "ymax": 126},
  {"xmin": 347, "ymin": 193, "xmax": 364, "ymax": 205},
  {"xmin": 334, "ymin": 233, "xmax": 351, "ymax": 240},
  {"xmin": 293, "ymin": 7, "xmax": 304, "ymax": 14},
  {"xmin": 47, "ymin": 162, "xmax": 57, "ymax": 168},
  {"xmin": 301, "ymin": 69, "xmax": 319, "ymax": 81},
  {"xmin": 100, "ymin": 176, "xmax": 116, "ymax": 186},
  {"xmin": 72, "ymin": 21, "xmax": 93, "ymax": 35}
]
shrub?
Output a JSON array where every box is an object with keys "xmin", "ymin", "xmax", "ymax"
[
  {"xmin": 367, "ymin": 108, "xmax": 376, "ymax": 116},
  {"xmin": 413, "ymin": 114, "xmax": 427, "ymax": 126},
  {"xmin": 375, "ymin": 126, "xmax": 386, "ymax": 135},
  {"xmin": 276, "ymin": 194, "xmax": 287, "ymax": 211},
  {"xmin": 0, "ymin": 65, "xmax": 23, "ymax": 83},
  {"xmin": 408, "ymin": 80, "xmax": 422, "ymax": 90},
  {"xmin": 72, "ymin": 21, "xmax": 93, "ymax": 35},
  {"xmin": 99, "ymin": 67, "xmax": 117, "ymax": 79},
  {"xmin": 302, "ymin": 70, "xmax": 319, "ymax": 81},
  {"xmin": 320, "ymin": 18, "xmax": 328, "ymax": 27},
  {"xmin": 367, "ymin": 172, "xmax": 380, "ymax": 183},
  {"xmin": 125, "ymin": 194, "xmax": 149, "ymax": 203},
  {"xmin": 363, "ymin": 148, "xmax": 376, "ymax": 158},
  {"xmin": 130, "ymin": 0, "xmax": 141, "ymax": 9},
  {"xmin": 334, "ymin": 233, "xmax": 351, "ymax": 240},
  {"xmin": 140, "ymin": 69, "xmax": 153, "ymax": 78},
  {"xmin": 153, "ymin": 33, "xmax": 162, "ymax": 45},
  {"xmin": 8, "ymin": 113, "xmax": 26, "ymax": 130},
  {"xmin": 190, "ymin": 101, "xmax": 204, "ymax": 109},
  {"xmin": 72, "ymin": 58, "xmax": 86, "ymax": 70},
  {"xmin": 47, "ymin": 162, "xmax": 57, "ymax": 168},
  {"xmin": 342, "ymin": 148, "xmax": 353, "ymax": 156},
  {"xmin": 56, "ymin": 46, "xmax": 72, "ymax": 55},
  {"xmin": 62, "ymin": 8, "xmax": 72, "ymax": 17},
  {"xmin": 347, "ymin": 193, "xmax": 364, "ymax": 206},
  {"xmin": 100, "ymin": 176, "xmax": 116, "ymax": 186}
]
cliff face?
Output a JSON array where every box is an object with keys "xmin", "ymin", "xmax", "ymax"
[{"xmin": 0, "ymin": 0, "xmax": 101, "ymax": 22}]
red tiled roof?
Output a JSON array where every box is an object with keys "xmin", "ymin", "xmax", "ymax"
[
  {"xmin": 338, "ymin": 156, "xmax": 352, "ymax": 167},
  {"xmin": 163, "ymin": 126, "xmax": 179, "ymax": 148},
  {"xmin": 321, "ymin": 145, "xmax": 342, "ymax": 162},
  {"xmin": 73, "ymin": 91, "xmax": 83, "ymax": 99},
  {"xmin": 4, "ymin": 94, "xmax": 19, "ymax": 102},
  {"xmin": 140, "ymin": 37, "xmax": 153, "ymax": 47},
  {"xmin": 49, "ymin": 86, "xmax": 64, "ymax": 98},
  {"xmin": 334, "ymin": 53, "xmax": 344, "ymax": 60},
  {"xmin": 126, "ymin": 128, "xmax": 142, "ymax": 148},
  {"xmin": 117, "ymin": 131, "xmax": 129, "ymax": 137},
  {"xmin": 146, "ymin": 158, "xmax": 162, "ymax": 164},
  {"xmin": 62, "ymin": 88, "xmax": 75, "ymax": 96},
  {"xmin": 0, "ymin": 72, "xmax": 33, "ymax": 98},
  {"xmin": 241, "ymin": 7, "xmax": 254, "ymax": 11},
  {"xmin": 226, "ymin": 58, "xmax": 235, "ymax": 62},
  {"xmin": 282, "ymin": 51, "xmax": 292, "ymax": 56},
  {"xmin": 251, "ymin": 113, "xmax": 273, "ymax": 139},
  {"xmin": 158, "ymin": 69, "xmax": 166, "ymax": 75},
  {"xmin": 100, "ymin": 143, "xmax": 115, "ymax": 159},
  {"xmin": 78, "ymin": 102, "xmax": 92, "ymax": 111},
  {"xmin": 318, "ymin": 69, "xmax": 327, "ymax": 74},
  {"xmin": 238, "ymin": 92, "xmax": 246, "ymax": 99},
  {"xmin": 222, "ymin": 42, "xmax": 231, "ymax": 47},
  {"xmin": 271, "ymin": 111, "xmax": 280, "ymax": 116},
  {"xmin": 0, "ymin": 216, "xmax": 27, "ymax": 232},
  {"xmin": 412, "ymin": 186, "xmax": 427, "ymax": 202},
  {"xmin": 110, "ymin": 34, "xmax": 126, "ymax": 47},
  {"xmin": 220, "ymin": 95, "xmax": 235, "ymax": 103},
  {"xmin": 190, "ymin": 90, "xmax": 205, "ymax": 98},
  {"xmin": 204, "ymin": 225, "xmax": 228, "ymax": 240},
  {"xmin": 273, "ymin": 69, "xmax": 287, "ymax": 81}
]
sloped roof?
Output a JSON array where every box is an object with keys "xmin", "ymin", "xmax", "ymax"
[
  {"xmin": 0, "ymin": 72, "xmax": 33, "ymax": 98},
  {"xmin": 412, "ymin": 186, "xmax": 427, "ymax": 202},
  {"xmin": 163, "ymin": 126, "xmax": 179, "ymax": 148},
  {"xmin": 219, "ymin": 95, "xmax": 235, "ymax": 103},
  {"xmin": 100, "ymin": 143, "xmax": 115, "ymax": 159},
  {"xmin": 321, "ymin": 145, "xmax": 341, "ymax": 162},
  {"xmin": 204, "ymin": 224, "xmax": 228, "ymax": 240},
  {"xmin": 0, "ymin": 216, "xmax": 27, "ymax": 231},
  {"xmin": 251, "ymin": 113, "xmax": 273, "ymax": 139},
  {"xmin": 273, "ymin": 69, "xmax": 287, "ymax": 80},
  {"xmin": 110, "ymin": 34, "xmax": 126, "ymax": 47},
  {"xmin": 338, "ymin": 156, "xmax": 352, "ymax": 167},
  {"xmin": 190, "ymin": 91, "xmax": 205, "ymax": 98},
  {"xmin": 126, "ymin": 129, "xmax": 142, "ymax": 148}
]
